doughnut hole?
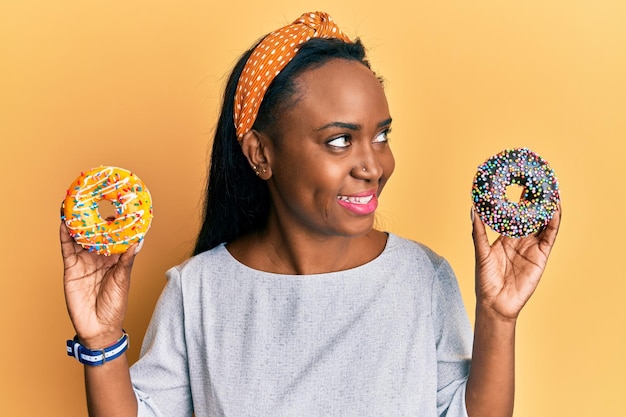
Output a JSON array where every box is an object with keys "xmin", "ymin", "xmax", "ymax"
[
  {"xmin": 97, "ymin": 200, "xmax": 117, "ymax": 221},
  {"xmin": 505, "ymin": 184, "xmax": 525, "ymax": 203}
]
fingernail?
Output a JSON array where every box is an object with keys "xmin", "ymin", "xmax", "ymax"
[
  {"xmin": 470, "ymin": 206, "xmax": 475, "ymax": 223},
  {"xmin": 134, "ymin": 239, "xmax": 144, "ymax": 255}
]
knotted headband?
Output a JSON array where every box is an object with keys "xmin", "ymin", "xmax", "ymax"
[{"xmin": 233, "ymin": 11, "xmax": 352, "ymax": 141}]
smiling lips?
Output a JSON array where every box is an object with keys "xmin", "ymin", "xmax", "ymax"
[{"xmin": 336, "ymin": 193, "xmax": 378, "ymax": 215}]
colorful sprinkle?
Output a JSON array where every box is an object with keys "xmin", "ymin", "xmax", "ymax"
[
  {"xmin": 471, "ymin": 147, "xmax": 560, "ymax": 238},
  {"xmin": 61, "ymin": 166, "xmax": 154, "ymax": 255}
]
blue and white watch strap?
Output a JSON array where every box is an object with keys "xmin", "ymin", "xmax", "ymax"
[{"xmin": 66, "ymin": 332, "xmax": 129, "ymax": 366}]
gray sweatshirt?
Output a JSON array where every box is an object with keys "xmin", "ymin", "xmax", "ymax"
[{"xmin": 131, "ymin": 233, "xmax": 472, "ymax": 417}]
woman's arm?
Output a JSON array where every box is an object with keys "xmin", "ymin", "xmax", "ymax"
[
  {"xmin": 84, "ymin": 354, "xmax": 137, "ymax": 417},
  {"xmin": 466, "ymin": 308, "xmax": 516, "ymax": 417},
  {"xmin": 61, "ymin": 222, "xmax": 139, "ymax": 417},
  {"xmin": 465, "ymin": 207, "xmax": 561, "ymax": 417}
]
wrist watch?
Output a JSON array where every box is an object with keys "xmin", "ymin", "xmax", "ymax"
[{"xmin": 66, "ymin": 332, "xmax": 129, "ymax": 366}]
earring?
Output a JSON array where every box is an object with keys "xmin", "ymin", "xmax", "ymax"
[
  {"xmin": 362, "ymin": 167, "xmax": 367, "ymax": 172},
  {"xmin": 252, "ymin": 165, "xmax": 267, "ymax": 176}
]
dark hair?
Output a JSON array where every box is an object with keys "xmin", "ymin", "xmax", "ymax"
[{"xmin": 193, "ymin": 37, "xmax": 371, "ymax": 255}]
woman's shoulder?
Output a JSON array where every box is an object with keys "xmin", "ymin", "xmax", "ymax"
[
  {"xmin": 385, "ymin": 233, "xmax": 447, "ymax": 270},
  {"xmin": 167, "ymin": 243, "xmax": 232, "ymax": 279},
  {"xmin": 384, "ymin": 234, "xmax": 460, "ymax": 296}
]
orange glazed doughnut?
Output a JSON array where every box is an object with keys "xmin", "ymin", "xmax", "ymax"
[{"xmin": 62, "ymin": 166, "xmax": 153, "ymax": 255}]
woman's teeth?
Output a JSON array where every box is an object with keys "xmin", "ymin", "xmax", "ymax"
[{"xmin": 337, "ymin": 195, "xmax": 373, "ymax": 204}]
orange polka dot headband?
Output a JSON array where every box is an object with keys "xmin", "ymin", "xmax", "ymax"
[{"xmin": 233, "ymin": 11, "xmax": 351, "ymax": 141}]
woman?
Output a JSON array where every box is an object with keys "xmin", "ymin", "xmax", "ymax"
[{"xmin": 61, "ymin": 11, "xmax": 560, "ymax": 417}]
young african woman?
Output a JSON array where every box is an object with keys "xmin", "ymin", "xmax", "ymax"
[{"xmin": 61, "ymin": 11, "xmax": 560, "ymax": 417}]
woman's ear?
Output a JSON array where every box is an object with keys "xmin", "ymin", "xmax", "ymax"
[{"xmin": 240, "ymin": 129, "xmax": 272, "ymax": 179}]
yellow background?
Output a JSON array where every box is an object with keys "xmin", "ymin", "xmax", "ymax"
[{"xmin": 1, "ymin": 1, "xmax": 624, "ymax": 416}]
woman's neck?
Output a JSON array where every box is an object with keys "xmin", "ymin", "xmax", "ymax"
[{"xmin": 226, "ymin": 227, "xmax": 388, "ymax": 275}]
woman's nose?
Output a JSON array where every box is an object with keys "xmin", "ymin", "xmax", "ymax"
[{"xmin": 352, "ymin": 145, "xmax": 383, "ymax": 180}]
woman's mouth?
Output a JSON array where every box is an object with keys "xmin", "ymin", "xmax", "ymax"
[{"xmin": 336, "ymin": 193, "xmax": 378, "ymax": 215}]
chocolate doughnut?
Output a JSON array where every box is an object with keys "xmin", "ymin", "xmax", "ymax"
[{"xmin": 472, "ymin": 148, "xmax": 559, "ymax": 238}]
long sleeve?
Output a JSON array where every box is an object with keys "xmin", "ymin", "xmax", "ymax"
[
  {"xmin": 130, "ymin": 267, "xmax": 193, "ymax": 417},
  {"xmin": 431, "ymin": 257, "xmax": 473, "ymax": 417}
]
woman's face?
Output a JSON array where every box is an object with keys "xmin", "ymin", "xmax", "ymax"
[{"xmin": 264, "ymin": 58, "xmax": 395, "ymax": 239}]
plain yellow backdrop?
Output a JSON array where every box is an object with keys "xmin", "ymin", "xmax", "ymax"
[{"xmin": 1, "ymin": 1, "xmax": 625, "ymax": 416}]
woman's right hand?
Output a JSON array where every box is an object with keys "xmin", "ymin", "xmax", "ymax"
[{"xmin": 60, "ymin": 222, "xmax": 140, "ymax": 348}]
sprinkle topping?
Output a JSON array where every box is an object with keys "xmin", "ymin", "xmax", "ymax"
[
  {"xmin": 471, "ymin": 148, "xmax": 560, "ymax": 238},
  {"xmin": 62, "ymin": 166, "xmax": 153, "ymax": 255}
]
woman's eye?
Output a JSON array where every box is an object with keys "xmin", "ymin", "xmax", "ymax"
[
  {"xmin": 327, "ymin": 136, "xmax": 351, "ymax": 148},
  {"xmin": 373, "ymin": 128, "xmax": 391, "ymax": 143}
]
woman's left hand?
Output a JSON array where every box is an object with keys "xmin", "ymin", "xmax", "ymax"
[{"xmin": 471, "ymin": 205, "xmax": 561, "ymax": 320}]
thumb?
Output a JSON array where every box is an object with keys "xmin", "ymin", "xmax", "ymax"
[
  {"xmin": 113, "ymin": 240, "xmax": 142, "ymax": 280},
  {"xmin": 471, "ymin": 206, "xmax": 490, "ymax": 262}
]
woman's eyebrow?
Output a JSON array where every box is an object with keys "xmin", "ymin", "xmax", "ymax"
[
  {"xmin": 316, "ymin": 121, "xmax": 360, "ymax": 131},
  {"xmin": 377, "ymin": 117, "xmax": 393, "ymax": 128},
  {"xmin": 316, "ymin": 117, "xmax": 392, "ymax": 132}
]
